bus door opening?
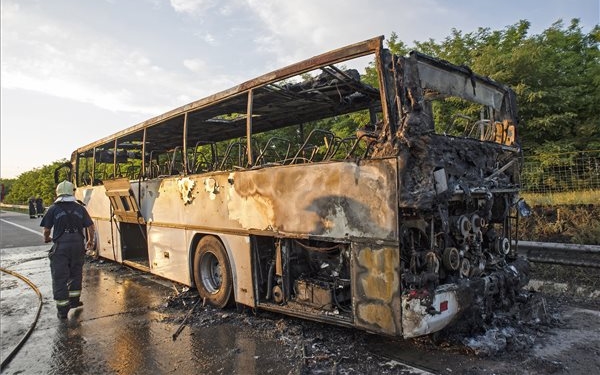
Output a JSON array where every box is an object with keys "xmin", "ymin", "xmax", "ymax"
[{"xmin": 103, "ymin": 178, "xmax": 149, "ymax": 270}]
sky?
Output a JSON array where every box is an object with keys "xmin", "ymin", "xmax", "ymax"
[{"xmin": 1, "ymin": 0, "xmax": 598, "ymax": 179}]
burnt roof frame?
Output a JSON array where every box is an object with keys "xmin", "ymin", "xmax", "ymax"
[{"xmin": 75, "ymin": 36, "xmax": 386, "ymax": 158}]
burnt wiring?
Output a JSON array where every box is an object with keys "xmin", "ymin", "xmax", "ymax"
[
  {"xmin": 293, "ymin": 239, "xmax": 344, "ymax": 253},
  {"xmin": 333, "ymin": 278, "xmax": 352, "ymax": 313}
]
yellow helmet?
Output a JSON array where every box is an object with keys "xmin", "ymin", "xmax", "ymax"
[{"xmin": 56, "ymin": 181, "xmax": 75, "ymax": 196}]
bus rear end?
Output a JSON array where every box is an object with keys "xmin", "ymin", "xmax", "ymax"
[{"xmin": 383, "ymin": 52, "xmax": 529, "ymax": 337}]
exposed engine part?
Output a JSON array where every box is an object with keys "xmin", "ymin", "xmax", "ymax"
[
  {"xmin": 455, "ymin": 215, "xmax": 472, "ymax": 238},
  {"xmin": 272, "ymin": 285, "xmax": 284, "ymax": 304},
  {"xmin": 294, "ymin": 278, "xmax": 351, "ymax": 311},
  {"xmin": 471, "ymin": 259, "xmax": 485, "ymax": 277},
  {"xmin": 460, "ymin": 258, "xmax": 471, "ymax": 278},
  {"xmin": 425, "ymin": 252, "xmax": 440, "ymax": 273},
  {"xmin": 400, "ymin": 168, "xmax": 522, "ymax": 302},
  {"xmin": 265, "ymin": 262, "xmax": 275, "ymax": 300},
  {"xmin": 495, "ymin": 237, "xmax": 510, "ymax": 255},
  {"xmin": 255, "ymin": 237, "xmax": 352, "ymax": 314},
  {"xmin": 403, "ymin": 271, "xmax": 439, "ymax": 289},
  {"xmin": 471, "ymin": 213, "xmax": 483, "ymax": 234},
  {"xmin": 442, "ymin": 247, "xmax": 460, "ymax": 271}
]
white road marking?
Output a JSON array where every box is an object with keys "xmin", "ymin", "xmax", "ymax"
[{"xmin": 0, "ymin": 219, "xmax": 43, "ymax": 236}]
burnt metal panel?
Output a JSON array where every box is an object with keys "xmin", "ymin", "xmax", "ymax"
[
  {"xmin": 141, "ymin": 158, "xmax": 398, "ymax": 242},
  {"xmin": 226, "ymin": 159, "xmax": 398, "ymax": 241},
  {"xmin": 416, "ymin": 61, "xmax": 505, "ymax": 109},
  {"xmin": 219, "ymin": 235, "xmax": 255, "ymax": 308},
  {"xmin": 396, "ymin": 134, "xmax": 520, "ymax": 210},
  {"xmin": 352, "ymin": 243, "xmax": 401, "ymax": 335},
  {"xmin": 410, "ymin": 51, "xmax": 511, "ymax": 110}
]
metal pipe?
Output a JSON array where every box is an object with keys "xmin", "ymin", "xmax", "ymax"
[
  {"xmin": 172, "ymin": 298, "xmax": 201, "ymax": 341},
  {"xmin": 246, "ymin": 89, "xmax": 254, "ymax": 167}
]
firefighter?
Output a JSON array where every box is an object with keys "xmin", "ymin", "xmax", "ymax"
[
  {"xmin": 41, "ymin": 181, "xmax": 95, "ymax": 319},
  {"xmin": 28, "ymin": 197, "xmax": 36, "ymax": 219},
  {"xmin": 35, "ymin": 196, "xmax": 44, "ymax": 217}
]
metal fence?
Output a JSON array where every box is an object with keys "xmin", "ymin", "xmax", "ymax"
[{"xmin": 520, "ymin": 150, "xmax": 600, "ymax": 193}]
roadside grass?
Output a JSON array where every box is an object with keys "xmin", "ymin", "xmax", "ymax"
[
  {"xmin": 521, "ymin": 189, "xmax": 600, "ymax": 206},
  {"xmin": 519, "ymin": 191, "xmax": 599, "ymax": 245}
]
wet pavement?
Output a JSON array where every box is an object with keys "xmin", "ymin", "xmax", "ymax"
[
  {"xmin": 1, "ymin": 210, "xmax": 300, "ymax": 375},
  {"xmin": 0, "ymin": 244, "xmax": 300, "ymax": 375}
]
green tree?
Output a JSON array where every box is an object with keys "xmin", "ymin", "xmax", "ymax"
[
  {"xmin": 3, "ymin": 160, "xmax": 68, "ymax": 205},
  {"xmin": 410, "ymin": 19, "xmax": 599, "ymax": 153},
  {"xmin": 0, "ymin": 178, "xmax": 15, "ymax": 202}
]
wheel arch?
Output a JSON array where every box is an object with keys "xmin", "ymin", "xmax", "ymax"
[{"xmin": 188, "ymin": 232, "xmax": 239, "ymax": 301}]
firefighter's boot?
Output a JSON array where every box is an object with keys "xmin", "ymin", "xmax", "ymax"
[
  {"xmin": 70, "ymin": 297, "xmax": 83, "ymax": 309},
  {"xmin": 57, "ymin": 305, "xmax": 69, "ymax": 319}
]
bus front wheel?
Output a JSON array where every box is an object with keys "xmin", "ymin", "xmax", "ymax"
[{"xmin": 193, "ymin": 236, "xmax": 233, "ymax": 308}]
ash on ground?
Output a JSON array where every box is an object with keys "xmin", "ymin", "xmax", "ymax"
[
  {"xmin": 161, "ymin": 289, "xmax": 435, "ymax": 374},
  {"xmin": 159, "ymin": 287, "xmax": 565, "ymax": 374},
  {"xmin": 427, "ymin": 291, "xmax": 560, "ymax": 357}
]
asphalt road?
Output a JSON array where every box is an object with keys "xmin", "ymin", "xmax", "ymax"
[{"xmin": 0, "ymin": 210, "xmax": 47, "ymax": 248}]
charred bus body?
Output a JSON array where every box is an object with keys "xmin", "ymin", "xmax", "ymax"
[{"xmin": 64, "ymin": 36, "xmax": 528, "ymax": 338}]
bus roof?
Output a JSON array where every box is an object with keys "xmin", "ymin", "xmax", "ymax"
[{"xmin": 77, "ymin": 36, "xmax": 384, "ymax": 153}]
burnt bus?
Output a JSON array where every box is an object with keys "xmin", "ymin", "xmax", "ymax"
[{"xmin": 65, "ymin": 36, "xmax": 528, "ymax": 338}]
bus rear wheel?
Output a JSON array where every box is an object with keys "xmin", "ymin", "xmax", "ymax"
[{"xmin": 193, "ymin": 236, "xmax": 233, "ymax": 308}]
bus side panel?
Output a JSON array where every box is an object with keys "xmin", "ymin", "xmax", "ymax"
[
  {"xmin": 227, "ymin": 159, "xmax": 399, "ymax": 241},
  {"xmin": 147, "ymin": 225, "xmax": 191, "ymax": 285},
  {"xmin": 94, "ymin": 219, "xmax": 122, "ymax": 262},
  {"xmin": 351, "ymin": 243, "xmax": 402, "ymax": 335},
  {"xmin": 135, "ymin": 180, "xmax": 161, "ymax": 221},
  {"xmin": 76, "ymin": 186, "xmax": 122, "ymax": 262},
  {"xmin": 149, "ymin": 177, "xmax": 238, "ymax": 230},
  {"xmin": 77, "ymin": 185, "xmax": 111, "ymax": 220},
  {"xmin": 148, "ymin": 159, "xmax": 397, "ymax": 242},
  {"xmin": 217, "ymin": 234, "xmax": 254, "ymax": 307}
]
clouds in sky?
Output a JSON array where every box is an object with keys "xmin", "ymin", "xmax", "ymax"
[
  {"xmin": 1, "ymin": 0, "xmax": 598, "ymax": 178},
  {"xmin": 3, "ymin": 3, "xmax": 165, "ymax": 114},
  {"xmin": 3, "ymin": 0, "xmax": 597, "ymax": 115},
  {"xmin": 170, "ymin": 0, "xmax": 218, "ymax": 15}
]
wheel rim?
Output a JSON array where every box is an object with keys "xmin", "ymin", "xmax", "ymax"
[{"xmin": 200, "ymin": 252, "xmax": 222, "ymax": 294}]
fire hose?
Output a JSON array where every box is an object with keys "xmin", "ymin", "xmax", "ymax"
[{"xmin": 0, "ymin": 267, "xmax": 43, "ymax": 371}]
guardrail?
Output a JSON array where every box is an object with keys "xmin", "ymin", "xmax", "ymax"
[
  {"xmin": 0, "ymin": 203, "xmax": 28, "ymax": 210},
  {"xmin": 516, "ymin": 240, "xmax": 600, "ymax": 268}
]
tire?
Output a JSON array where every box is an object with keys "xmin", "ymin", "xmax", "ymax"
[{"xmin": 193, "ymin": 236, "xmax": 233, "ymax": 308}]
